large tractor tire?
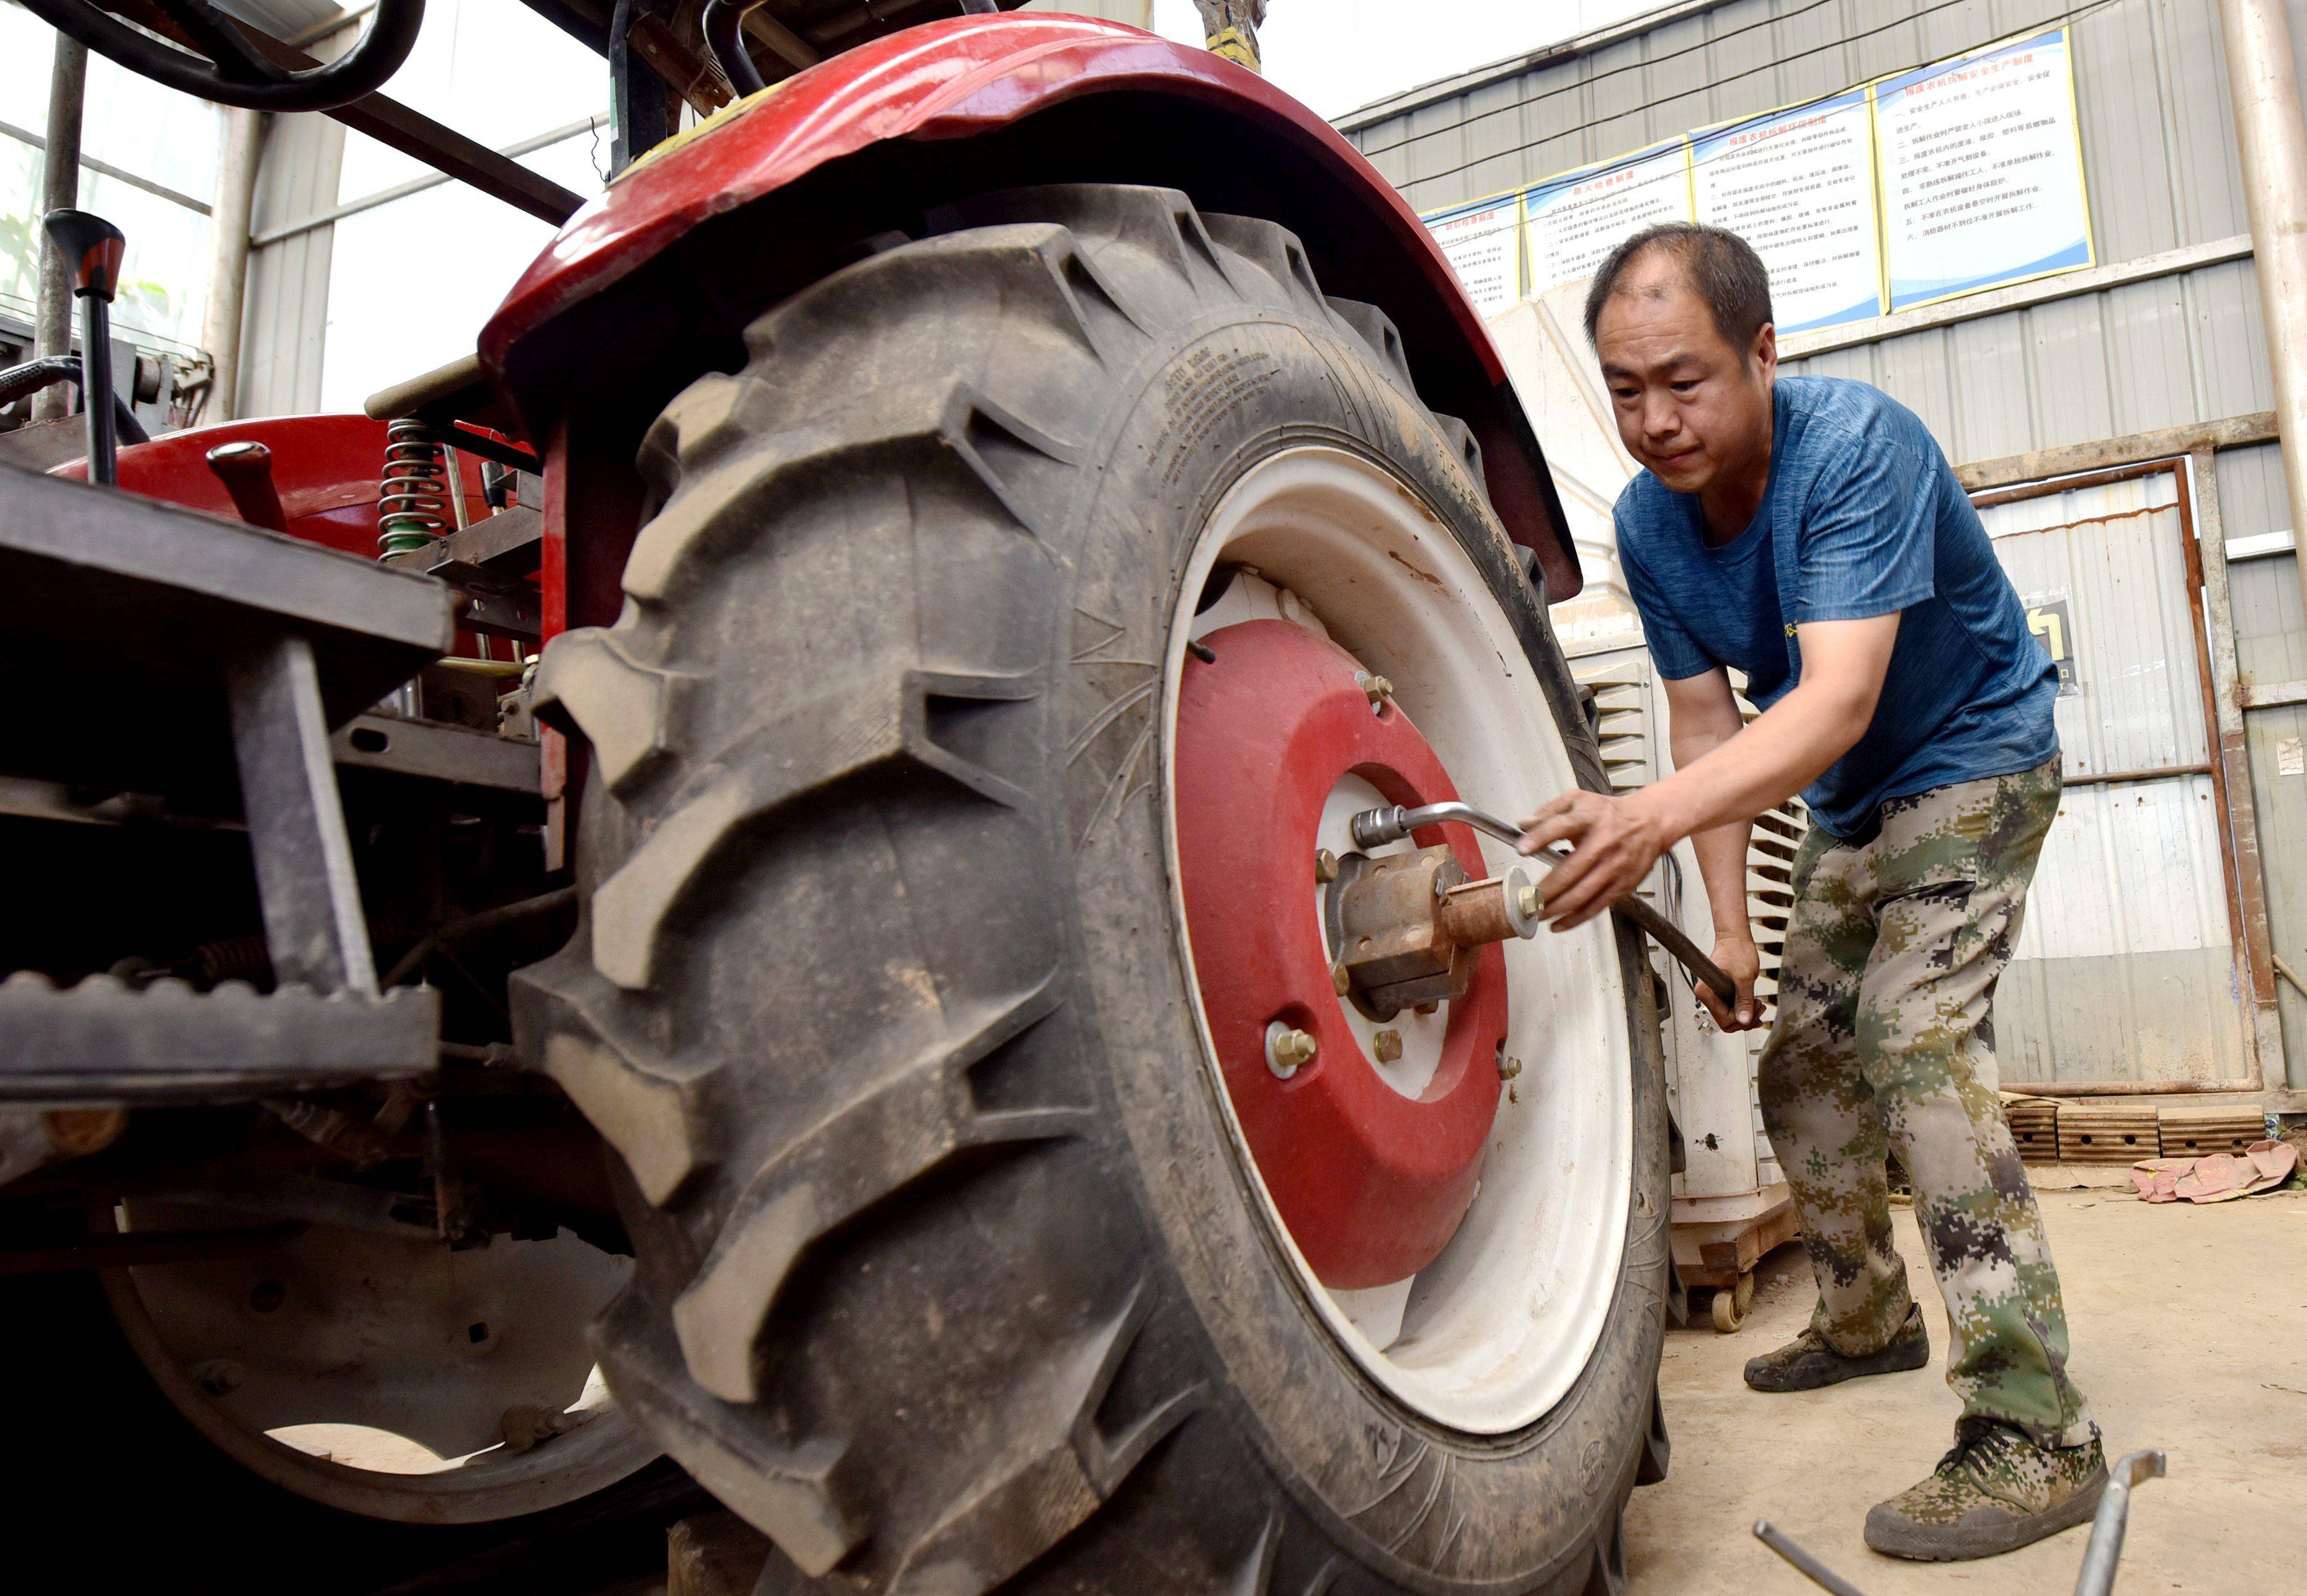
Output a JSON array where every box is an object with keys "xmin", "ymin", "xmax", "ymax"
[{"xmin": 518, "ymin": 184, "xmax": 1671, "ymax": 1596}]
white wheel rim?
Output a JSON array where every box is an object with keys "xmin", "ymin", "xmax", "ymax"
[
  {"xmin": 1163, "ymin": 445, "xmax": 1632, "ymax": 1435},
  {"xmin": 105, "ymin": 1211, "xmax": 659, "ymax": 1522}
]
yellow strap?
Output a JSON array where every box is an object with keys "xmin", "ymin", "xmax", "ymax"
[
  {"xmin": 1207, "ymin": 25, "xmax": 1261, "ymax": 73},
  {"xmin": 620, "ymin": 79, "xmax": 785, "ymax": 182}
]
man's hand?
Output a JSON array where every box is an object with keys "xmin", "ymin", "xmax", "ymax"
[
  {"xmin": 1697, "ymin": 932, "xmax": 1763, "ymax": 1031},
  {"xmin": 1516, "ymin": 788, "xmax": 1674, "ymax": 931}
]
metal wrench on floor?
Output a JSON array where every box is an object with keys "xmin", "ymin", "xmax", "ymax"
[{"xmin": 1752, "ymin": 1448, "xmax": 2166, "ymax": 1596}]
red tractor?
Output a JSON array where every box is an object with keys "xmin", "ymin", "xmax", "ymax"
[{"xmin": 1, "ymin": 5, "xmax": 1669, "ymax": 1592}]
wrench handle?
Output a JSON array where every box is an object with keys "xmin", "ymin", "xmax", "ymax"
[{"xmin": 1609, "ymin": 893, "xmax": 1739, "ymax": 1009}]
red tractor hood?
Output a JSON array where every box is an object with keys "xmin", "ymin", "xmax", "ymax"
[{"xmin": 478, "ymin": 15, "xmax": 1583, "ymax": 598}]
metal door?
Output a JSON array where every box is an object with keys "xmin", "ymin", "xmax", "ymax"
[{"xmin": 1975, "ymin": 468, "xmax": 2256, "ymax": 1088}]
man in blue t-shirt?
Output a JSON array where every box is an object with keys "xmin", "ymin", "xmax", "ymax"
[{"xmin": 1518, "ymin": 223, "xmax": 2102, "ymax": 1562}]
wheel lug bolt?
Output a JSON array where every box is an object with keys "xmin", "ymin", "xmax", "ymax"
[
  {"xmin": 1266, "ymin": 1023, "xmax": 1318, "ymax": 1079},
  {"xmin": 1372, "ymin": 1028, "xmax": 1403, "ymax": 1064},
  {"xmin": 191, "ymin": 1358, "xmax": 243, "ymax": 1397},
  {"xmin": 1357, "ymin": 672, "xmax": 1393, "ymax": 711},
  {"xmin": 1314, "ymin": 848, "xmax": 1339, "ymax": 883},
  {"xmin": 1497, "ymin": 1050, "xmax": 1522, "ymax": 1081},
  {"xmin": 1330, "ymin": 961, "xmax": 1350, "ymax": 996},
  {"xmin": 1518, "ymin": 883, "xmax": 1542, "ymax": 919}
]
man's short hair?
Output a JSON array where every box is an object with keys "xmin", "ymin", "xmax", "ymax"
[{"xmin": 1582, "ymin": 223, "xmax": 1774, "ymax": 355}]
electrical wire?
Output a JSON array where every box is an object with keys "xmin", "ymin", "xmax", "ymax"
[
  {"xmin": 1659, "ymin": 848, "xmax": 1698, "ymax": 995},
  {"xmin": 1366, "ymin": 0, "xmax": 2130, "ymax": 198}
]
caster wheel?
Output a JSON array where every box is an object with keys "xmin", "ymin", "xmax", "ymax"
[{"xmin": 1710, "ymin": 1287, "xmax": 1744, "ymax": 1334}]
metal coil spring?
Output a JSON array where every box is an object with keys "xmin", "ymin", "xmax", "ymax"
[
  {"xmin": 378, "ymin": 417, "xmax": 448, "ymax": 561},
  {"xmin": 185, "ymin": 932, "xmax": 272, "ymax": 987}
]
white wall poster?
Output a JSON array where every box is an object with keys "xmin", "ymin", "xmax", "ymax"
[
  {"xmin": 1522, "ymin": 140, "xmax": 1693, "ymax": 294},
  {"xmin": 1691, "ymin": 89, "xmax": 1883, "ymax": 332},
  {"xmin": 1875, "ymin": 29, "xmax": 2093, "ymax": 312},
  {"xmin": 1424, "ymin": 195, "xmax": 1522, "ymax": 318}
]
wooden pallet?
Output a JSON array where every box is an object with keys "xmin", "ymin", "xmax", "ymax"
[
  {"xmin": 2006, "ymin": 1099, "xmax": 2060, "ymax": 1164},
  {"xmin": 1670, "ymin": 1186, "xmax": 1800, "ymax": 1290},
  {"xmin": 2058, "ymin": 1104, "xmax": 2161, "ymax": 1164},
  {"xmin": 2156, "ymin": 1107, "xmax": 2265, "ymax": 1159}
]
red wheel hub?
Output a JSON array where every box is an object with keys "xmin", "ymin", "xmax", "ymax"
[{"xmin": 1176, "ymin": 619, "xmax": 1506, "ymax": 1290}]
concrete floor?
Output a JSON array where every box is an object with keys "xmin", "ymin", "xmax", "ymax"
[{"xmin": 1624, "ymin": 1177, "xmax": 2307, "ymax": 1595}]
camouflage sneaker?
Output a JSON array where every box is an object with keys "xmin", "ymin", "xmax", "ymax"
[
  {"xmin": 1743, "ymin": 1302, "xmax": 1929, "ymax": 1393},
  {"xmin": 1865, "ymin": 1421, "xmax": 2107, "ymax": 1561}
]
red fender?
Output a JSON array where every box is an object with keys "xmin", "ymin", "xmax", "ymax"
[{"xmin": 478, "ymin": 14, "xmax": 1581, "ymax": 602}]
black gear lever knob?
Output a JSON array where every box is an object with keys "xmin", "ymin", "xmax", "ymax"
[
  {"xmin": 43, "ymin": 208, "xmax": 125, "ymax": 302},
  {"xmin": 41, "ymin": 208, "xmax": 126, "ymax": 486}
]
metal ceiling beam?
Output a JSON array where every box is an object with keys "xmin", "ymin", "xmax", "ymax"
[
  {"xmin": 89, "ymin": 0, "xmax": 586, "ymax": 224},
  {"xmin": 744, "ymin": 8, "xmax": 818, "ymax": 70},
  {"xmin": 320, "ymin": 97, "xmax": 584, "ymax": 225},
  {"xmin": 233, "ymin": 26, "xmax": 584, "ymax": 224}
]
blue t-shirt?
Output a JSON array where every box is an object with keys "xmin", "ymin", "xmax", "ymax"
[{"xmin": 1615, "ymin": 375, "xmax": 2058, "ymax": 840}]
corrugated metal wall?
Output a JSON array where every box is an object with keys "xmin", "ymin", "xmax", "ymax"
[
  {"xmin": 1979, "ymin": 474, "xmax": 2254, "ymax": 1084},
  {"xmin": 237, "ymin": 107, "xmax": 343, "ymax": 419},
  {"xmin": 1347, "ymin": 0, "xmax": 2272, "ymax": 243},
  {"xmin": 1782, "ymin": 259, "xmax": 2270, "ymax": 467},
  {"xmin": 1347, "ymin": 0, "xmax": 2291, "ymax": 468},
  {"xmin": 1357, "ymin": 0, "xmax": 2307, "ymax": 1095},
  {"xmin": 2221, "ymin": 438, "xmax": 2307, "ymax": 1087}
]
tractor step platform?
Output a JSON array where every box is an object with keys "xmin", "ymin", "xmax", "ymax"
[
  {"xmin": 0, "ymin": 972, "xmax": 439, "ymax": 1103},
  {"xmin": 0, "ymin": 461, "xmax": 451, "ymax": 796},
  {"xmin": 0, "ymin": 462, "xmax": 457, "ymax": 1100}
]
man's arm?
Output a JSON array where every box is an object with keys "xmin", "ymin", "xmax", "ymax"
[
  {"xmin": 1519, "ymin": 613, "xmax": 1901, "ymax": 931},
  {"xmin": 1660, "ymin": 669, "xmax": 1762, "ymax": 1030},
  {"xmin": 1647, "ymin": 614, "xmax": 1899, "ymax": 838}
]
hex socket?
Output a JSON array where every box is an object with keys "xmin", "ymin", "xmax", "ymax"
[{"xmin": 1436, "ymin": 878, "xmax": 1517, "ymax": 947}]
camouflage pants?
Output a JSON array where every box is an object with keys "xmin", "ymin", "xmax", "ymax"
[{"xmin": 1757, "ymin": 756, "xmax": 2094, "ymax": 1447}]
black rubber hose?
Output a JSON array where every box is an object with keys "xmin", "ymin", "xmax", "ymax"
[
  {"xmin": 0, "ymin": 359, "xmax": 149, "ymax": 445},
  {"xmin": 701, "ymin": 0, "xmax": 769, "ymax": 96},
  {"xmin": 0, "ymin": 355, "xmax": 78, "ymax": 409},
  {"xmin": 16, "ymin": 0, "xmax": 426, "ymax": 113},
  {"xmin": 381, "ymin": 886, "xmax": 579, "ymax": 991}
]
